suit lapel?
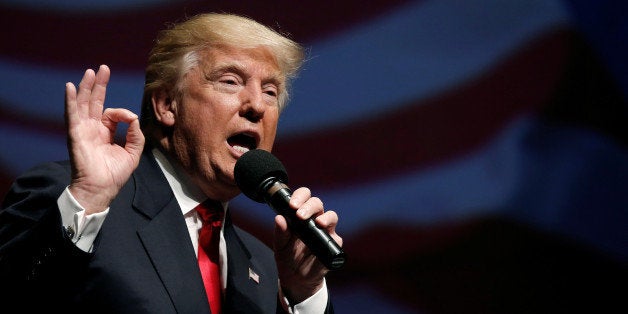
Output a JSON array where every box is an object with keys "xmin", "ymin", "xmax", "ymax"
[
  {"xmin": 133, "ymin": 151, "xmax": 210, "ymax": 313},
  {"xmin": 223, "ymin": 212, "xmax": 279, "ymax": 313}
]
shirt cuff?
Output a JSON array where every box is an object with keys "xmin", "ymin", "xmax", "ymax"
[
  {"xmin": 280, "ymin": 279, "xmax": 328, "ymax": 314},
  {"xmin": 57, "ymin": 186, "xmax": 109, "ymax": 252}
]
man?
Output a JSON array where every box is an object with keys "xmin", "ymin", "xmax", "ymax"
[{"xmin": 0, "ymin": 13, "xmax": 342, "ymax": 313}]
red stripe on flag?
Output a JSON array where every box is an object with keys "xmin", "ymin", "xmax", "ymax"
[
  {"xmin": 273, "ymin": 29, "xmax": 571, "ymax": 188},
  {"xmin": 0, "ymin": 0, "xmax": 414, "ymax": 70}
]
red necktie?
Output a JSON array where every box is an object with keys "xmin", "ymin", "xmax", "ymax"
[{"xmin": 195, "ymin": 200, "xmax": 224, "ymax": 314}]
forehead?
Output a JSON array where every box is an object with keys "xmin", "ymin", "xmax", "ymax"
[{"xmin": 199, "ymin": 45, "xmax": 284, "ymax": 81}]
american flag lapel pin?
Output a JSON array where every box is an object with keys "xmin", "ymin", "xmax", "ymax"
[{"xmin": 248, "ymin": 267, "xmax": 260, "ymax": 284}]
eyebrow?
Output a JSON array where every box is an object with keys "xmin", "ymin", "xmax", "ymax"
[{"xmin": 210, "ymin": 61, "xmax": 284, "ymax": 87}]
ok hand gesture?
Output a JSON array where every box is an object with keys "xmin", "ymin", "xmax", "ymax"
[{"xmin": 65, "ymin": 65, "xmax": 145, "ymax": 214}]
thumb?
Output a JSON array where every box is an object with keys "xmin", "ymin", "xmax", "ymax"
[{"xmin": 274, "ymin": 215, "xmax": 293, "ymax": 252}]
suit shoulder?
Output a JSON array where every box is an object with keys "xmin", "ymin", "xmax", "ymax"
[{"xmin": 2, "ymin": 160, "xmax": 71, "ymax": 207}]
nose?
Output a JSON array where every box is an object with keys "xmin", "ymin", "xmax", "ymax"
[{"xmin": 239, "ymin": 84, "xmax": 266, "ymax": 122}]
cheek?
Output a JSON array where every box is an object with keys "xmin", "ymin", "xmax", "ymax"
[
  {"xmin": 261, "ymin": 115, "xmax": 279, "ymax": 149},
  {"xmin": 261, "ymin": 133, "xmax": 276, "ymax": 151}
]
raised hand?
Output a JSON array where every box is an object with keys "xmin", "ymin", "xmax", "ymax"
[
  {"xmin": 273, "ymin": 187, "xmax": 343, "ymax": 303},
  {"xmin": 65, "ymin": 65, "xmax": 145, "ymax": 214}
]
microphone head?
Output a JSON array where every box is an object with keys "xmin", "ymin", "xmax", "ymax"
[{"xmin": 234, "ymin": 149, "xmax": 288, "ymax": 203}]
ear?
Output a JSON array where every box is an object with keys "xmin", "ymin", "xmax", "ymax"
[{"xmin": 151, "ymin": 89, "xmax": 175, "ymax": 127}]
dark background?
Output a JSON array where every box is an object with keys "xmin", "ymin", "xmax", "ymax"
[{"xmin": 1, "ymin": 0, "xmax": 626, "ymax": 312}]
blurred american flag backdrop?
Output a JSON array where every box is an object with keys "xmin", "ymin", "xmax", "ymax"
[{"xmin": 1, "ymin": 0, "xmax": 626, "ymax": 312}]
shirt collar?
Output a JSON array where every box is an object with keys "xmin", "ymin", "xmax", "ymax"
[{"xmin": 151, "ymin": 148, "xmax": 228, "ymax": 216}]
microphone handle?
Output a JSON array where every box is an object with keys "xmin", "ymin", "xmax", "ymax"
[{"xmin": 264, "ymin": 182, "xmax": 346, "ymax": 270}]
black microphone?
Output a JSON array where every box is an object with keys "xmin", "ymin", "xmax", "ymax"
[{"xmin": 234, "ymin": 149, "xmax": 346, "ymax": 270}]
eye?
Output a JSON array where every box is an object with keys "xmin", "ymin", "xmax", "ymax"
[
  {"xmin": 220, "ymin": 76, "xmax": 239, "ymax": 85},
  {"xmin": 263, "ymin": 85, "xmax": 278, "ymax": 98}
]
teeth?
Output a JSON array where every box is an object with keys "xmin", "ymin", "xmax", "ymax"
[{"xmin": 233, "ymin": 145, "xmax": 250, "ymax": 154}]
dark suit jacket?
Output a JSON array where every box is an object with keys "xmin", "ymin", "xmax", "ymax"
[{"xmin": 0, "ymin": 150, "xmax": 332, "ymax": 313}]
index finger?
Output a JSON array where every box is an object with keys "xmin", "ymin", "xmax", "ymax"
[{"xmin": 288, "ymin": 187, "xmax": 312, "ymax": 209}]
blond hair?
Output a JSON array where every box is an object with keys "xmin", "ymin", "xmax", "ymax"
[{"xmin": 140, "ymin": 13, "xmax": 304, "ymax": 130}]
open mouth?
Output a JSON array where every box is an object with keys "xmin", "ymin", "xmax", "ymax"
[{"xmin": 227, "ymin": 133, "xmax": 258, "ymax": 154}]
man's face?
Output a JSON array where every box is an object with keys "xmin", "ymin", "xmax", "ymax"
[{"xmin": 167, "ymin": 45, "xmax": 283, "ymax": 201}]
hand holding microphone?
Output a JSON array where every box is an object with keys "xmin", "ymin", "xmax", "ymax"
[{"xmin": 234, "ymin": 149, "xmax": 346, "ymax": 270}]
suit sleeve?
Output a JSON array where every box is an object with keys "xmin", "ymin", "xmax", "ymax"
[{"xmin": 0, "ymin": 161, "xmax": 91, "ymax": 307}]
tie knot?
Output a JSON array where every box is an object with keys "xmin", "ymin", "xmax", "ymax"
[{"xmin": 195, "ymin": 199, "xmax": 224, "ymax": 227}]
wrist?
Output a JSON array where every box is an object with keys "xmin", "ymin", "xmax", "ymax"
[
  {"xmin": 68, "ymin": 184, "xmax": 113, "ymax": 214},
  {"xmin": 280, "ymin": 280, "xmax": 324, "ymax": 304}
]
